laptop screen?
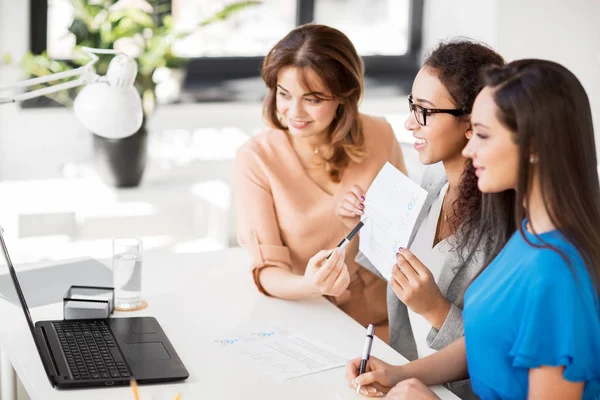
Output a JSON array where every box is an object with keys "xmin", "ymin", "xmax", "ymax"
[{"xmin": 0, "ymin": 228, "xmax": 39, "ymax": 341}]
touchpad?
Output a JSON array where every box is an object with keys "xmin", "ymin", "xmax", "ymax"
[{"xmin": 126, "ymin": 342, "xmax": 171, "ymax": 361}]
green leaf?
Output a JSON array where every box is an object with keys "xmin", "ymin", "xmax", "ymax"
[
  {"xmin": 198, "ymin": 1, "xmax": 261, "ymax": 27},
  {"xmin": 68, "ymin": 19, "xmax": 90, "ymax": 43},
  {"xmin": 109, "ymin": 8, "xmax": 155, "ymax": 28},
  {"xmin": 68, "ymin": 0, "xmax": 96, "ymax": 27}
]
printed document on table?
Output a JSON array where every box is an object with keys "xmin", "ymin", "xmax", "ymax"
[
  {"xmin": 214, "ymin": 328, "xmax": 349, "ymax": 380},
  {"xmin": 359, "ymin": 162, "xmax": 428, "ymax": 280}
]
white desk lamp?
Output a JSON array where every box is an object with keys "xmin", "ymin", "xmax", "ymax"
[{"xmin": 0, "ymin": 47, "xmax": 143, "ymax": 139}]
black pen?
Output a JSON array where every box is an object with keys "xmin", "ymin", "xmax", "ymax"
[
  {"xmin": 356, "ymin": 324, "xmax": 375, "ymax": 394},
  {"xmin": 326, "ymin": 218, "xmax": 366, "ymax": 259}
]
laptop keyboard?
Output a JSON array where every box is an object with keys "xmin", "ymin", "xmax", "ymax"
[{"xmin": 53, "ymin": 320, "xmax": 131, "ymax": 381}]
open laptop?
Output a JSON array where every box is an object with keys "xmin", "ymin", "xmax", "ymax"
[{"xmin": 0, "ymin": 230, "xmax": 189, "ymax": 389}]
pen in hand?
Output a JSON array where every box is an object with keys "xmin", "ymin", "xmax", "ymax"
[
  {"xmin": 327, "ymin": 218, "xmax": 366, "ymax": 260},
  {"xmin": 356, "ymin": 324, "xmax": 375, "ymax": 395}
]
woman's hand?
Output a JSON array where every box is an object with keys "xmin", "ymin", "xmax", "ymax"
[
  {"xmin": 386, "ymin": 378, "xmax": 441, "ymax": 400},
  {"xmin": 345, "ymin": 356, "xmax": 402, "ymax": 397},
  {"xmin": 336, "ymin": 185, "xmax": 366, "ymax": 229},
  {"xmin": 303, "ymin": 248, "xmax": 350, "ymax": 297},
  {"xmin": 391, "ymin": 249, "xmax": 450, "ymax": 329}
]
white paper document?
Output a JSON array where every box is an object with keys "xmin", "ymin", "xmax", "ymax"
[
  {"xmin": 214, "ymin": 328, "xmax": 348, "ymax": 380},
  {"xmin": 359, "ymin": 162, "xmax": 428, "ymax": 280}
]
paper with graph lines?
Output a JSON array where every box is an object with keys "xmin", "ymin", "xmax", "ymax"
[{"xmin": 214, "ymin": 328, "xmax": 348, "ymax": 380}]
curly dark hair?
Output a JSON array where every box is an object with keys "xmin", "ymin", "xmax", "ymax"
[{"xmin": 423, "ymin": 39, "xmax": 509, "ymax": 263}]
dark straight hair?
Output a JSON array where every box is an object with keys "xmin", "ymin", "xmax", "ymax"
[{"xmin": 478, "ymin": 59, "xmax": 600, "ymax": 291}]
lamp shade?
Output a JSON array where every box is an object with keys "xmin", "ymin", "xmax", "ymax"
[{"xmin": 73, "ymin": 55, "xmax": 143, "ymax": 139}]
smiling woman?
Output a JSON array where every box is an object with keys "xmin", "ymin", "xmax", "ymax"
[{"xmin": 234, "ymin": 24, "xmax": 407, "ymax": 342}]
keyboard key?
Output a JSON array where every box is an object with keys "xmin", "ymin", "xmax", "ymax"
[{"xmin": 56, "ymin": 321, "xmax": 131, "ymax": 381}]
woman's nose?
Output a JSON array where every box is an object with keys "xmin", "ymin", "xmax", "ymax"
[
  {"xmin": 404, "ymin": 110, "xmax": 419, "ymax": 131},
  {"xmin": 462, "ymin": 139, "xmax": 475, "ymax": 159},
  {"xmin": 289, "ymin": 99, "xmax": 306, "ymax": 117}
]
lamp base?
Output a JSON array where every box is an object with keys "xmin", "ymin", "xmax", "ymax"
[{"xmin": 92, "ymin": 124, "xmax": 147, "ymax": 188}]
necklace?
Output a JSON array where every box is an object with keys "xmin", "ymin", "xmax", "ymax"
[{"xmin": 288, "ymin": 133, "xmax": 325, "ymax": 169}]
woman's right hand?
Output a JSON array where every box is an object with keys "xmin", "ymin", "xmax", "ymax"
[
  {"xmin": 303, "ymin": 248, "xmax": 350, "ymax": 297},
  {"xmin": 336, "ymin": 185, "xmax": 366, "ymax": 229},
  {"xmin": 345, "ymin": 356, "xmax": 402, "ymax": 397}
]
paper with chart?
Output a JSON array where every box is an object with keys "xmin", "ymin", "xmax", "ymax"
[
  {"xmin": 359, "ymin": 162, "xmax": 428, "ymax": 280},
  {"xmin": 214, "ymin": 328, "xmax": 349, "ymax": 380}
]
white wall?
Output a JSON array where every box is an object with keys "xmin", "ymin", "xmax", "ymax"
[
  {"xmin": 422, "ymin": 0, "xmax": 600, "ymax": 155},
  {"xmin": 496, "ymin": 0, "xmax": 600, "ymax": 156}
]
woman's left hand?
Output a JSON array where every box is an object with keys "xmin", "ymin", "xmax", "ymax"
[
  {"xmin": 386, "ymin": 378, "xmax": 441, "ymax": 400},
  {"xmin": 391, "ymin": 249, "xmax": 450, "ymax": 328}
]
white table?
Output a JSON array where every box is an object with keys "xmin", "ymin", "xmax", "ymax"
[{"xmin": 0, "ymin": 248, "xmax": 458, "ymax": 399}]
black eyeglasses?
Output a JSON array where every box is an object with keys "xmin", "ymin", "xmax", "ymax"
[{"xmin": 408, "ymin": 95, "xmax": 466, "ymax": 126}]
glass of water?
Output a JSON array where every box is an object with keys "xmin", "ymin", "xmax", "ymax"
[{"xmin": 112, "ymin": 237, "xmax": 143, "ymax": 310}]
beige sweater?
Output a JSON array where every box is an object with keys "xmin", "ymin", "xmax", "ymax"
[{"xmin": 234, "ymin": 114, "xmax": 406, "ymax": 336}]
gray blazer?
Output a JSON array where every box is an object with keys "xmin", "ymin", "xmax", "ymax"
[{"xmin": 356, "ymin": 165, "xmax": 487, "ymax": 400}]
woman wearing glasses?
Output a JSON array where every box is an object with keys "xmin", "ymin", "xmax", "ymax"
[
  {"xmin": 347, "ymin": 59, "xmax": 600, "ymax": 400},
  {"xmin": 337, "ymin": 40, "xmax": 512, "ymax": 399}
]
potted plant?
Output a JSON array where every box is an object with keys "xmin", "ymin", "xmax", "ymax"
[{"xmin": 21, "ymin": 0, "xmax": 258, "ymax": 187}]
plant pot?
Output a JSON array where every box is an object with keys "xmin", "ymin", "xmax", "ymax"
[{"xmin": 91, "ymin": 125, "xmax": 148, "ymax": 188}]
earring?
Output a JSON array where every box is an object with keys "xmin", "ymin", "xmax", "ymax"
[{"xmin": 529, "ymin": 154, "xmax": 538, "ymax": 164}]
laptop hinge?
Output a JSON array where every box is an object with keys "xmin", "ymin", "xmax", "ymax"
[{"xmin": 34, "ymin": 326, "xmax": 60, "ymax": 380}]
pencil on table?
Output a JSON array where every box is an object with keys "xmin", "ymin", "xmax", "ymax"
[{"xmin": 130, "ymin": 378, "xmax": 140, "ymax": 400}]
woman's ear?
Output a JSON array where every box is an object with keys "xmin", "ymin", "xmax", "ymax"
[{"xmin": 465, "ymin": 122, "xmax": 473, "ymax": 140}]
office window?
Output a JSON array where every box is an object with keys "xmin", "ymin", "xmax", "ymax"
[
  {"xmin": 314, "ymin": 0, "xmax": 410, "ymax": 56},
  {"xmin": 171, "ymin": 0, "xmax": 297, "ymax": 57},
  {"xmin": 44, "ymin": 0, "xmax": 73, "ymax": 58},
  {"xmin": 31, "ymin": 0, "xmax": 423, "ymax": 100}
]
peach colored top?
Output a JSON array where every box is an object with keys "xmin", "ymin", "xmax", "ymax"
[{"xmin": 234, "ymin": 114, "xmax": 406, "ymax": 330}]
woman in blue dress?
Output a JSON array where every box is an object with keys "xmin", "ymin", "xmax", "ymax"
[{"xmin": 345, "ymin": 59, "xmax": 600, "ymax": 399}]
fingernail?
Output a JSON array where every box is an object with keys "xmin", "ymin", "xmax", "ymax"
[
  {"xmin": 398, "ymin": 246, "xmax": 404, "ymax": 252},
  {"xmin": 368, "ymin": 387, "xmax": 377, "ymax": 394},
  {"xmin": 395, "ymin": 251, "xmax": 400, "ymax": 256},
  {"xmin": 359, "ymin": 203, "xmax": 364, "ymax": 210},
  {"xmin": 360, "ymin": 196, "xmax": 365, "ymax": 201},
  {"xmin": 376, "ymin": 392, "xmax": 384, "ymax": 397},
  {"xmin": 355, "ymin": 209, "xmax": 363, "ymax": 215}
]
